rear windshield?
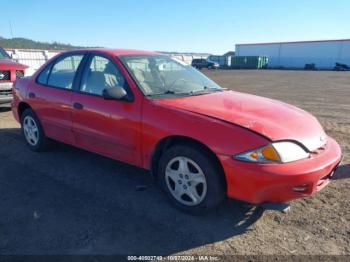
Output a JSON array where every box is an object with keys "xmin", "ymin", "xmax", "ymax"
[{"xmin": 0, "ymin": 47, "xmax": 10, "ymax": 59}]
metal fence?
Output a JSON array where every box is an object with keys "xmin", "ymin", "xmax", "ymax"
[
  {"xmin": 5, "ymin": 49, "xmax": 61, "ymax": 75},
  {"xmin": 4, "ymin": 49, "xmax": 210, "ymax": 76}
]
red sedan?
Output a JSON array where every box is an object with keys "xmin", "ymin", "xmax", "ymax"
[{"xmin": 11, "ymin": 49, "xmax": 342, "ymax": 214}]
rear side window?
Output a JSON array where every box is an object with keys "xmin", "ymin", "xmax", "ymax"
[{"xmin": 46, "ymin": 55, "xmax": 84, "ymax": 89}]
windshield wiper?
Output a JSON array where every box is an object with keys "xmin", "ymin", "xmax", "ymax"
[
  {"xmin": 147, "ymin": 87, "xmax": 227, "ymax": 97},
  {"xmin": 203, "ymin": 86, "xmax": 227, "ymax": 91},
  {"xmin": 189, "ymin": 87, "xmax": 226, "ymax": 95},
  {"xmin": 146, "ymin": 90, "xmax": 193, "ymax": 97}
]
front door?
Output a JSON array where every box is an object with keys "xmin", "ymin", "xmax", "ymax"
[{"xmin": 71, "ymin": 54, "xmax": 142, "ymax": 166}]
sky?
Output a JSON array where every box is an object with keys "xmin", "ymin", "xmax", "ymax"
[{"xmin": 0, "ymin": 0, "xmax": 349, "ymax": 54}]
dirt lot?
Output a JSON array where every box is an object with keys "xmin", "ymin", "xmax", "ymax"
[{"xmin": 0, "ymin": 70, "xmax": 349, "ymax": 256}]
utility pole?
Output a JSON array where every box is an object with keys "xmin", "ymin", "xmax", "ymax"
[{"xmin": 9, "ymin": 20, "xmax": 14, "ymax": 38}]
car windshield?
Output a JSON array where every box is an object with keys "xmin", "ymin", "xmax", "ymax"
[
  {"xmin": 0, "ymin": 48, "xmax": 10, "ymax": 59},
  {"xmin": 121, "ymin": 55, "xmax": 223, "ymax": 97}
]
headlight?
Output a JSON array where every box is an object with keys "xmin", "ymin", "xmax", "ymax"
[{"xmin": 234, "ymin": 142, "xmax": 309, "ymax": 163}]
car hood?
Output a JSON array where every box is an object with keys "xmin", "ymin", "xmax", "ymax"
[
  {"xmin": 0, "ymin": 59, "xmax": 27, "ymax": 70},
  {"xmin": 155, "ymin": 90, "xmax": 327, "ymax": 151}
]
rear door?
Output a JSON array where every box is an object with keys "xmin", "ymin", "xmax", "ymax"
[
  {"xmin": 29, "ymin": 53, "xmax": 86, "ymax": 145},
  {"xmin": 71, "ymin": 53, "xmax": 143, "ymax": 166}
]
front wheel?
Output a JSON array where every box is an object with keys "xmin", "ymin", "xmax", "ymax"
[{"xmin": 158, "ymin": 145, "xmax": 226, "ymax": 214}]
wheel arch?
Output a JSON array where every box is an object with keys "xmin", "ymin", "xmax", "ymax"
[
  {"xmin": 150, "ymin": 135, "xmax": 226, "ymax": 185},
  {"xmin": 17, "ymin": 102, "xmax": 32, "ymax": 119}
]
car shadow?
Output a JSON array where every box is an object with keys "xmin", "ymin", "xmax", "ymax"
[
  {"xmin": 333, "ymin": 163, "xmax": 350, "ymax": 180},
  {"xmin": 0, "ymin": 107, "xmax": 11, "ymax": 113},
  {"xmin": 0, "ymin": 127, "xmax": 264, "ymax": 255}
]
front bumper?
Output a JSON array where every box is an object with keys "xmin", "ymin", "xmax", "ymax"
[
  {"xmin": 0, "ymin": 97, "xmax": 12, "ymax": 107},
  {"xmin": 0, "ymin": 82, "xmax": 13, "ymax": 107},
  {"xmin": 219, "ymin": 136, "xmax": 342, "ymax": 204}
]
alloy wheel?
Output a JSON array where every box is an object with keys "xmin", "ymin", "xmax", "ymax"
[
  {"xmin": 165, "ymin": 156, "xmax": 207, "ymax": 206},
  {"xmin": 23, "ymin": 116, "xmax": 39, "ymax": 146}
]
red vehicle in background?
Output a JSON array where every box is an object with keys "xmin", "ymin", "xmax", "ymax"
[
  {"xmin": 0, "ymin": 47, "xmax": 27, "ymax": 107},
  {"xmin": 11, "ymin": 49, "xmax": 342, "ymax": 214}
]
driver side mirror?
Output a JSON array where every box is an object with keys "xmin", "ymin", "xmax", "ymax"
[{"xmin": 102, "ymin": 86, "xmax": 128, "ymax": 101}]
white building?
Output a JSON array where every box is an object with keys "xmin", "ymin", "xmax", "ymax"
[{"xmin": 235, "ymin": 39, "xmax": 350, "ymax": 69}]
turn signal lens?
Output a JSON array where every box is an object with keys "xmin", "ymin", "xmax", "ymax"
[
  {"xmin": 235, "ymin": 145, "xmax": 281, "ymax": 163},
  {"xmin": 262, "ymin": 145, "xmax": 280, "ymax": 161}
]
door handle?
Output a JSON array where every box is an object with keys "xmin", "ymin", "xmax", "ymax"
[
  {"xmin": 73, "ymin": 102, "xmax": 84, "ymax": 110},
  {"xmin": 28, "ymin": 92, "xmax": 36, "ymax": 98}
]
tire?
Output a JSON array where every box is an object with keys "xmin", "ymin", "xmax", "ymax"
[
  {"xmin": 21, "ymin": 108, "xmax": 50, "ymax": 152},
  {"xmin": 158, "ymin": 144, "xmax": 226, "ymax": 215}
]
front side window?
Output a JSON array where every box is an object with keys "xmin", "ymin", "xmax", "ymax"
[
  {"xmin": 121, "ymin": 55, "xmax": 222, "ymax": 97},
  {"xmin": 80, "ymin": 55, "xmax": 127, "ymax": 96},
  {"xmin": 47, "ymin": 55, "xmax": 84, "ymax": 89}
]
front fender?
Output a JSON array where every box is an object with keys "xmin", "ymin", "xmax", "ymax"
[{"xmin": 141, "ymin": 99, "xmax": 270, "ymax": 169}]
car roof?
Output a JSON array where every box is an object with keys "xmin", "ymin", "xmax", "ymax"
[{"xmin": 64, "ymin": 48, "xmax": 161, "ymax": 57}]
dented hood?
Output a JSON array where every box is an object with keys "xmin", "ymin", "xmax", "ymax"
[{"xmin": 156, "ymin": 90, "xmax": 327, "ymax": 151}]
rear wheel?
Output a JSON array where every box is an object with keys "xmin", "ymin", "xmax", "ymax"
[
  {"xmin": 21, "ymin": 108, "xmax": 50, "ymax": 152},
  {"xmin": 158, "ymin": 144, "xmax": 226, "ymax": 214}
]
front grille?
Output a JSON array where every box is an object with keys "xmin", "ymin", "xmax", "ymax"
[
  {"xmin": 0, "ymin": 70, "xmax": 10, "ymax": 81},
  {"xmin": 0, "ymin": 89, "xmax": 12, "ymax": 96},
  {"xmin": 16, "ymin": 70, "xmax": 24, "ymax": 79}
]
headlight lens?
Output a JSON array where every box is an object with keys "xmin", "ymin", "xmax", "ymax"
[
  {"xmin": 234, "ymin": 142, "xmax": 309, "ymax": 163},
  {"xmin": 272, "ymin": 141, "xmax": 310, "ymax": 162}
]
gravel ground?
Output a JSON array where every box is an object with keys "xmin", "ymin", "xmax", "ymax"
[{"xmin": 0, "ymin": 70, "xmax": 349, "ymax": 257}]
